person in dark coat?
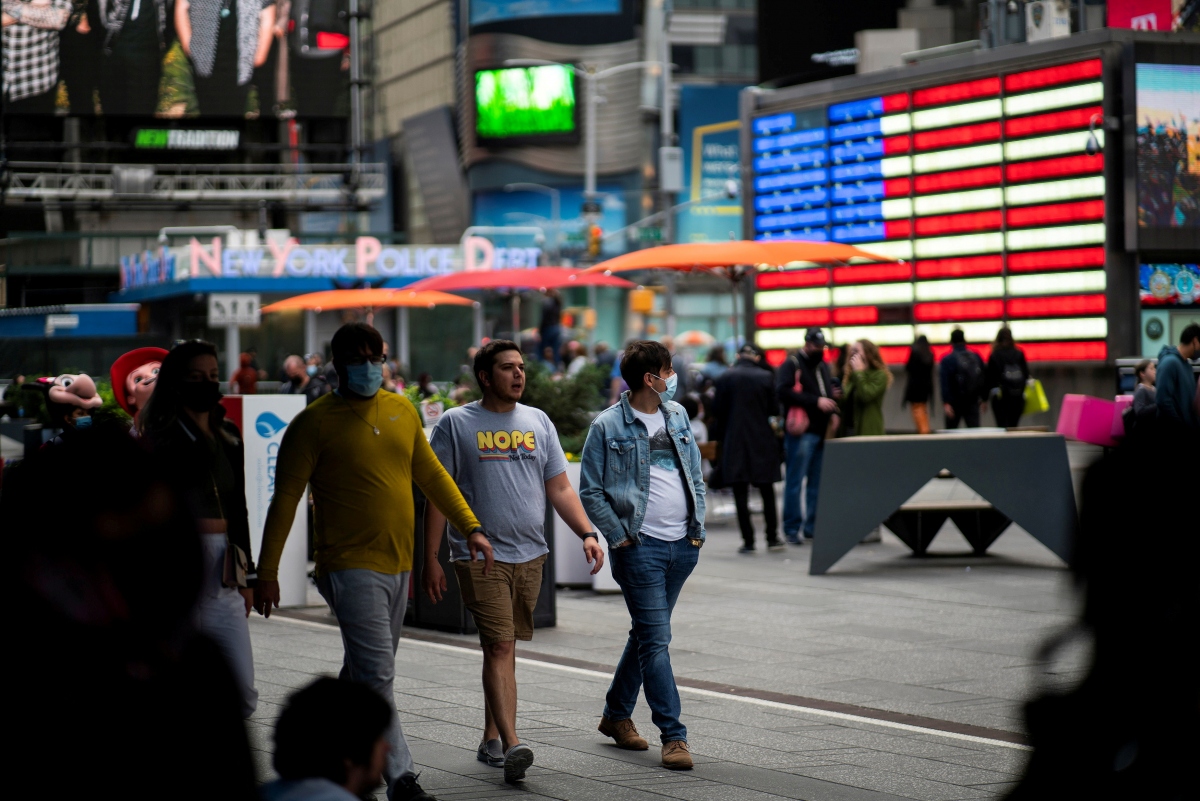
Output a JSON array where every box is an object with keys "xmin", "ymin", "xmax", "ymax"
[
  {"xmin": 904, "ymin": 335, "xmax": 934, "ymax": 434},
  {"xmin": 939, "ymin": 328, "xmax": 987, "ymax": 428},
  {"xmin": 712, "ymin": 345, "xmax": 782, "ymax": 553},
  {"xmin": 986, "ymin": 327, "xmax": 1029, "ymax": 428}
]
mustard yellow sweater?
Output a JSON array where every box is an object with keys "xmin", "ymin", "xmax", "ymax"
[{"xmin": 258, "ymin": 391, "xmax": 480, "ymax": 581}]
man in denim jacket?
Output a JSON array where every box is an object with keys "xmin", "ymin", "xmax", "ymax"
[{"xmin": 580, "ymin": 340, "xmax": 706, "ymax": 770}]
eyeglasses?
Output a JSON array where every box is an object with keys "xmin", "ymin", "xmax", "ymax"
[{"xmin": 343, "ymin": 356, "xmax": 385, "ymax": 366}]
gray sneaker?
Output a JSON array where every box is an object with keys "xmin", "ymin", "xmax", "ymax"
[
  {"xmin": 503, "ymin": 743, "xmax": 534, "ymax": 783},
  {"xmin": 476, "ymin": 738, "xmax": 504, "ymax": 767}
]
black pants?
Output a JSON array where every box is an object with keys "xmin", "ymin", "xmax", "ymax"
[
  {"xmin": 5, "ymin": 87, "xmax": 57, "ymax": 114},
  {"xmin": 993, "ymin": 395, "xmax": 1024, "ymax": 428},
  {"xmin": 731, "ymin": 482, "xmax": 778, "ymax": 547},
  {"xmin": 60, "ymin": 26, "xmax": 101, "ymax": 114},
  {"xmin": 946, "ymin": 403, "xmax": 981, "ymax": 429},
  {"xmin": 100, "ymin": 44, "xmax": 162, "ymax": 116}
]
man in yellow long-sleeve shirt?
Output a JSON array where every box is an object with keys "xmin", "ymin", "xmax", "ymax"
[{"xmin": 257, "ymin": 323, "xmax": 482, "ymax": 801}]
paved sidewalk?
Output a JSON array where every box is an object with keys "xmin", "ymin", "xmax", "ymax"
[{"xmin": 247, "ymin": 511, "xmax": 1081, "ymax": 800}]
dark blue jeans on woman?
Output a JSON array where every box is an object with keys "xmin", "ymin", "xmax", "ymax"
[{"xmin": 603, "ymin": 536, "xmax": 700, "ymax": 743}]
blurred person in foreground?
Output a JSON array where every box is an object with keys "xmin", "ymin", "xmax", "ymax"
[
  {"xmin": 1155, "ymin": 323, "xmax": 1200, "ymax": 432},
  {"xmin": 263, "ymin": 678, "xmax": 392, "ymax": 801},
  {"xmin": 256, "ymin": 323, "xmax": 481, "ymax": 801},
  {"xmin": 939, "ymin": 328, "xmax": 987, "ymax": 428},
  {"xmin": 712, "ymin": 345, "xmax": 782, "ymax": 553},
  {"xmin": 903, "ymin": 335, "xmax": 934, "ymax": 434},
  {"xmin": 423, "ymin": 340, "xmax": 603, "ymax": 782},
  {"xmin": 139, "ymin": 340, "xmax": 259, "ymax": 718},
  {"xmin": 986, "ymin": 327, "xmax": 1029, "ymax": 428},
  {"xmin": 844, "ymin": 339, "xmax": 891, "ymax": 437},
  {"xmin": 776, "ymin": 328, "xmax": 839, "ymax": 544},
  {"xmin": 1007, "ymin": 426, "xmax": 1199, "ymax": 799},
  {"xmin": 580, "ymin": 340, "xmax": 706, "ymax": 770},
  {"xmin": 2, "ymin": 428, "xmax": 257, "ymax": 801}
]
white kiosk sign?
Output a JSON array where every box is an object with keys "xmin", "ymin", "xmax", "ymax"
[{"xmin": 208, "ymin": 294, "xmax": 262, "ymax": 327}]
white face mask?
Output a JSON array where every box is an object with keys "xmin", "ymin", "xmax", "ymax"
[{"xmin": 648, "ymin": 372, "xmax": 678, "ymax": 405}]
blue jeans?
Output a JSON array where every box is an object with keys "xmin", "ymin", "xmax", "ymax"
[
  {"xmin": 603, "ymin": 536, "xmax": 699, "ymax": 743},
  {"xmin": 316, "ymin": 569, "xmax": 416, "ymax": 797},
  {"xmin": 783, "ymin": 432, "xmax": 825, "ymax": 539}
]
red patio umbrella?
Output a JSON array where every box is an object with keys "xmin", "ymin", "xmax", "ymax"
[
  {"xmin": 405, "ymin": 267, "xmax": 635, "ymax": 293},
  {"xmin": 261, "ymin": 288, "xmax": 474, "ymax": 313}
]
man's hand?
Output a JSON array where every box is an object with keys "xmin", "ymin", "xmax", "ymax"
[
  {"xmin": 468, "ymin": 530, "xmax": 494, "ymax": 576},
  {"xmin": 423, "ymin": 557, "xmax": 447, "ymax": 603},
  {"xmin": 239, "ymin": 587, "xmax": 254, "ymax": 617},
  {"xmin": 817, "ymin": 397, "xmax": 838, "ymax": 413},
  {"xmin": 944, "ymin": 403, "xmax": 955, "ymax": 418},
  {"xmin": 583, "ymin": 537, "xmax": 605, "ymax": 575},
  {"xmin": 256, "ymin": 579, "xmax": 280, "ymax": 618}
]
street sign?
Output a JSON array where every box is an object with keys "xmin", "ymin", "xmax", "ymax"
[
  {"xmin": 581, "ymin": 201, "xmax": 602, "ymax": 215},
  {"xmin": 638, "ymin": 226, "xmax": 663, "ymax": 243},
  {"xmin": 208, "ymin": 293, "xmax": 261, "ymax": 327}
]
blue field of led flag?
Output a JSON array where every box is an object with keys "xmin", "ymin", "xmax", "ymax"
[
  {"xmin": 832, "ymin": 222, "xmax": 887, "ymax": 243},
  {"xmin": 756, "ymin": 229, "xmax": 830, "ymax": 242},
  {"xmin": 828, "ymin": 97, "xmax": 885, "ymax": 124},
  {"xmin": 755, "ymin": 208, "xmax": 831, "ymax": 232},
  {"xmin": 830, "ymin": 119, "xmax": 889, "ymax": 143},
  {"xmin": 832, "ymin": 162, "xmax": 887, "ymax": 182},
  {"xmin": 832, "ymin": 203, "xmax": 885, "ymax": 223},
  {"xmin": 831, "ymin": 140, "xmax": 885, "ymax": 164},
  {"xmin": 753, "ymin": 187, "xmax": 829, "ymax": 212},
  {"xmin": 831, "ymin": 181, "xmax": 887, "ymax": 203},
  {"xmin": 754, "ymin": 128, "xmax": 827, "ymax": 153},
  {"xmin": 754, "ymin": 149, "xmax": 829, "ymax": 173},
  {"xmin": 753, "ymin": 113, "xmax": 796, "ymax": 135},
  {"xmin": 754, "ymin": 168, "xmax": 828, "ymax": 192}
]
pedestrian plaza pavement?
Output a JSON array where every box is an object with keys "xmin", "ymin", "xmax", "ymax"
[{"xmin": 249, "ymin": 511, "xmax": 1087, "ymax": 801}]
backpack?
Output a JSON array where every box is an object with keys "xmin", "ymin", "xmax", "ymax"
[
  {"xmin": 1001, "ymin": 361, "xmax": 1026, "ymax": 398},
  {"xmin": 954, "ymin": 350, "xmax": 984, "ymax": 401}
]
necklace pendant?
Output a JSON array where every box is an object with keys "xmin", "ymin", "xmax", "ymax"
[{"xmin": 373, "ymin": 427, "xmax": 380, "ymax": 435}]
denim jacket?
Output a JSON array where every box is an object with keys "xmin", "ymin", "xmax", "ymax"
[{"xmin": 579, "ymin": 392, "xmax": 706, "ymax": 548}]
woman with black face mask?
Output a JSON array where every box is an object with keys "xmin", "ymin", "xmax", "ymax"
[{"xmin": 139, "ymin": 339, "xmax": 260, "ymax": 718}]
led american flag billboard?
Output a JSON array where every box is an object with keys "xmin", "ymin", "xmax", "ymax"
[{"xmin": 750, "ymin": 58, "xmax": 1109, "ymax": 365}]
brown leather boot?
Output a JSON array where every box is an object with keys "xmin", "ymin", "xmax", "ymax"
[
  {"xmin": 597, "ymin": 716, "xmax": 649, "ymax": 750},
  {"xmin": 661, "ymin": 740, "xmax": 693, "ymax": 770}
]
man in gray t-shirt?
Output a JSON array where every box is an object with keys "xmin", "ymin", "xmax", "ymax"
[{"xmin": 422, "ymin": 340, "xmax": 604, "ymax": 784}]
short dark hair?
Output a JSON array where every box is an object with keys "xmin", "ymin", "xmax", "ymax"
[
  {"xmin": 994, "ymin": 326, "xmax": 1015, "ymax": 349},
  {"xmin": 331, "ymin": 323, "xmax": 383, "ymax": 366},
  {"xmin": 474, "ymin": 339, "xmax": 522, "ymax": 389},
  {"xmin": 273, "ymin": 678, "xmax": 392, "ymax": 784},
  {"xmin": 950, "ymin": 328, "xmax": 966, "ymax": 345},
  {"xmin": 1135, "ymin": 359, "xmax": 1153, "ymax": 381},
  {"xmin": 1181, "ymin": 323, "xmax": 1200, "ymax": 346},
  {"xmin": 619, "ymin": 340, "xmax": 671, "ymax": 390}
]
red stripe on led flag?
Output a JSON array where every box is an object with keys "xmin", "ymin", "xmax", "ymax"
[
  {"xmin": 832, "ymin": 306, "xmax": 879, "ymax": 325},
  {"xmin": 1023, "ymin": 341, "xmax": 1107, "ymax": 361},
  {"xmin": 316, "ymin": 31, "xmax": 349, "ymax": 49},
  {"xmin": 1007, "ymin": 247, "xmax": 1106, "ymax": 272},
  {"xmin": 914, "ymin": 166, "xmax": 1002, "ymax": 194},
  {"xmin": 915, "ymin": 210, "xmax": 1002, "ymax": 236},
  {"xmin": 883, "ymin": 135, "xmax": 911, "ymax": 154},
  {"xmin": 884, "ymin": 177, "xmax": 912, "ymax": 197},
  {"xmin": 1006, "ymin": 153, "xmax": 1104, "ymax": 183},
  {"xmin": 765, "ymin": 349, "xmax": 788, "ymax": 367},
  {"xmin": 756, "ymin": 269, "xmax": 829, "ymax": 289},
  {"xmin": 1005, "ymin": 106, "xmax": 1103, "ymax": 138},
  {"xmin": 832, "ymin": 262, "xmax": 913, "ymax": 284},
  {"xmin": 914, "ymin": 122, "xmax": 1001, "ymax": 151},
  {"xmin": 932, "ymin": 344, "xmax": 992, "ymax": 361},
  {"xmin": 755, "ymin": 309, "xmax": 830, "ymax": 328},
  {"xmin": 1004, "ymin": 58, "xmax": 1103, "ymax": 93},
  {"xmin": 886, "ymin": 219, "xmax": 912, "ymax": 238},
  {"xmin": 1007, "ymin": 294, "xmax": 1107, "ymax": 317},
  {"xmin": 914, "ymin": 77, "xmax": 1001, "ymax": 107},
  {"xmin": 1007, "ymin": 200, "xmax": 1105, "ymax": 227},
  {"xmin": 914, "ymin": 300, "xmax": 1004, "ymax": 321},
  {"xmin": 915, "ymin": 255, "xmax": 1004, "ymax": 278},
  {"xmin": 879, "ymin": 346, "xmax": 912, "ymax": 365},
  {"xmin": 883, "ymin": 93, "xmax": 910, "ymax": 112}
]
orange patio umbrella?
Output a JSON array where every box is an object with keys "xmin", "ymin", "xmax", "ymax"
[{"xmin": 261, "ymin": 288, "xmax": 474, "ymax": 313}]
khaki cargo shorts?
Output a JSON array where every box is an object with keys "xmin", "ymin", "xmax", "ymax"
[{"xmin": 453, "ymin": 554, "xmax": 546, "ymax": 645}]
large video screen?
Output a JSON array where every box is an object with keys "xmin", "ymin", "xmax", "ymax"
[
  {"xmin": 2, "ymin": 0, "xmax": 348, "ymax": 117},
  {"xmin": 475, "ymin": 65, "xmax": 578, "ymax": 143},
  {"xmin": 1135, "ymin": 64, "xmax": 1200, "ymax": 230},
  {"xmin": 471, "ymin": 0, "xmax": 620, "ymax": 26}
]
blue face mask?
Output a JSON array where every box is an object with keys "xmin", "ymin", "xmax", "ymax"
[
  {"xmin": 74, "ymin": 415, "xmax": 92, "ymax": 429},
  {"xmin": 345, "ymin": 361, "xmax": 383, "ymax": 397},
  {"xmin": 306, "ymin": 364, "xmax": 319, "ymax": 377},
  {"xmin": 650, "ymin": 372, "xmax": 678, "ymax": 405}
]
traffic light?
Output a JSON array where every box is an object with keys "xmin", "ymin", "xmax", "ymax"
[{"xmin": 587, "ymin": 224, "xmax": 603, "ymax": 257}]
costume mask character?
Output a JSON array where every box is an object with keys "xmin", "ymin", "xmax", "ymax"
[
  {"xmin": 38, "ymin": 373, "xmax": 105, "ymax": 428},
  {"xmin": 110, "ymin": 347, "xmax": 169, "ymax": 418}
]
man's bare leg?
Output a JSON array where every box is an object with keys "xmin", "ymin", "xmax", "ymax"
[{"xmin": 481, "ymin": 640, "xmax": 519, "ymax": 750}]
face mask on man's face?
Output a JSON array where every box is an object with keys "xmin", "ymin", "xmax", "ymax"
[
  {"xmin": 73, "ymin": 415, "xmax": 92, "ymax": 429},
  {"xmin": 648, "ymin": 372, "xmax": 678, "ymax": 405},
  {"xmin": 306, "ymin": 364, "xmax": 319, "ymax": 377},
  {"xmin": 345, "ymin": 361, "xmax": 384, "ymax": 397}
]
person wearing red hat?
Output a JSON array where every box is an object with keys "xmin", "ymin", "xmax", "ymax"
[{"xmin": 111, "ymin": 347, "xmax": 169, "ymax": 423}]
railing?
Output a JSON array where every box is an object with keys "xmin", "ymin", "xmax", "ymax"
[{"xmin": 1, "ymin": 161, "xmax": 387, "ymax": 203}]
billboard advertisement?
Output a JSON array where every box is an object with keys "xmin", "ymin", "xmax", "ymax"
[
  {"xmin": 474, "ymin": 64, "xmax": 579, "ymax": 145},
  {"xmin": 677, "ymin": 85, "xmax": 746, "ymax": 244},
  {"xmin": 1134, "ymin": 63, "xmax": 1200, "ymax": 235},
  {"xmin": 2, "ymin": 0, "xmax": 348, "ymax": 117},
  {"xmin": 470, "ymin": 0, "xmax": 620, "ymax": 26},
  {"xmin": 1140, "ymin": 263, "xmax": 1200, "ymax": 305}
]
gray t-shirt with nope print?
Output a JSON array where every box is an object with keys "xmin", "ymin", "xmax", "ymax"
[{"xmin": 430, "ymin": 401, "xmax": 568, "ymax": 564}]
